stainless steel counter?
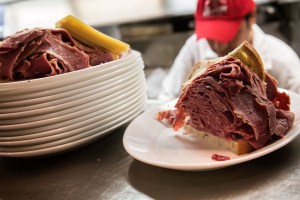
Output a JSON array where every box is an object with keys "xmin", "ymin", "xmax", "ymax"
[{"xmin": 0, "ymin": 124, "xmax": 299, "ymax": 200}]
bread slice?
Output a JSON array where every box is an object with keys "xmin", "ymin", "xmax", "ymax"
[
  {"xmin": 183, "ymin": 58, "xmax": 223, "ymax": 89},
  {"xmin": 183, "ymin": 124, "xmax": 254, "ymax": 155}
]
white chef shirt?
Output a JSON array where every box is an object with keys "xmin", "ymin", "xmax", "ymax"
[{"xmin": 159, "ymin": 24, "xmax": 300, "ymax": 100}]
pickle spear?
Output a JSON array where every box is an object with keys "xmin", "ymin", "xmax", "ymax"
[
  {"xmin": 56, "ymin": 15, "xmax": 130, "ymax": 55},
  {"xmin": 229, "ymin": 41, "xmax": 265, "ymax": 80}
]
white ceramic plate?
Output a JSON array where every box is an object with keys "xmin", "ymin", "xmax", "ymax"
[
  {"xmin": 0, "ymin": 108, "xmax": 144, "ymax": 157},
  {"xmin": 0, "ymin": 82, "xmax": 146, "ymax": 146},
  {"xmin": 0, "ymin": 77, "xmax": 146, "ymax": 139},
  {"xmin": 0, "ymin": 73, "xmax": 146, "ymax": 132},
  {"xmin": 123, "ymin": 89, "xmax": 300, "ymax": 171},
  {"xmin": 0, "ymin": 93, "xmax": 146, "ymax": 157},
  {"xmin": 0, "ymin": 66, "xmax": 143, "ymax": 118},
  {"xmin": 0, "ymin": 58, "xmax": 143, "ymax": 109},
  {"xmin": 0, "ymin": 92, "xmax": 146, "ymax": 151},
  {"xmin": 0, "ymin": 50, "xmax": 141, "ymax": 93},
  {"xmin": 0, "ymin": 57, "xmax": 137, "ymax": 97},
  {"xmin": 0, "ymin": 58, "xmax": 140, "ymax": 102}
]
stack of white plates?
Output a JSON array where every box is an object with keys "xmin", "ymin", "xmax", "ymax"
[{"xmin": 0, "ymin": 50, "xmax": 147, "ymax": 158}]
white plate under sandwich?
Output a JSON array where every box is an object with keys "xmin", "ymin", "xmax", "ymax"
[{"xmin": 123, "ymin": 89, "xmax": 300, "ymax": 171}]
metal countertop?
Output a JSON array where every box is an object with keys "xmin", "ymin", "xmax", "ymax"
[{"xmin": 0, "ymin": 124, "xmax": 299, "ymax": 200}]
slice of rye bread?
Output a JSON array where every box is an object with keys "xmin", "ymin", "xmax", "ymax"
[{"xmin": 183, "ymin": 124, "xmax": 254, "ymax": 155}]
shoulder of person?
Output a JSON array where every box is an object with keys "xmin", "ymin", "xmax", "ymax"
[{"xmin": 253, "ymin": 24, "xmax": 300, "ymax": 65}]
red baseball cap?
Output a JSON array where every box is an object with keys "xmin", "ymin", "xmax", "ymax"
[{"xmin": 195, "ymin": 0, "xmax": 256, "ymax": 42}]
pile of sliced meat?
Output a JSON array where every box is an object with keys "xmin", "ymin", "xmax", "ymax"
[
  {"xmin": 173, "ymin": 56, "xmax": 295, "ymax": 149},
  {"xmin": 0, "ymin": 28, "xmax": 114, "ymax": 80}
]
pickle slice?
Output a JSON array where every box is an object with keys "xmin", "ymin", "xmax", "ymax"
[
  {"xmin": 56, "ymin": 15, "xmax": 130, "ymax": 55},
  {"xmin": 229, "ymin": 41, "xmax": 265, "ymax": 80}
]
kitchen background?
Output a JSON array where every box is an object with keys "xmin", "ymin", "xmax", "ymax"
[{"xmin": 1, "ymin": 0, "xmax": 300, "ymax": 99}]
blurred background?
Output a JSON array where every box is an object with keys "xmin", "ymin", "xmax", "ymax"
[{"xmin": 1, "ymin": 0, "xmax": 300, "ymax": 99}]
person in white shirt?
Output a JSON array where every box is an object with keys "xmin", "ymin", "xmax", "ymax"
[{"xmin": 159, "ymin": 0, "xmax": 300, "ymax": 101}]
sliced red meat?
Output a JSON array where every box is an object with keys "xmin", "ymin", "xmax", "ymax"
[
  {"xmin": 0, "ymin": 28, "xmax": 114, "ymax": 81},
  {"xmin": 173, "ymin": 57, "xmax": 295, "ymax": 149}
]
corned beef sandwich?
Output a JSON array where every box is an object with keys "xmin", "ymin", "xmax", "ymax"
[
  {"xmin": 0, "ymin": 28, "xmax": 114, "ymax": 81},
  {"xmin": 157, "ymin": 41, "xmax": 295, "ymax": 155}
]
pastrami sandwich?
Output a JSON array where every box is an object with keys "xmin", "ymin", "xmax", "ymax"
[{"xmin": 157, "ymin": 41, "xmax": 295, "ymax": 155}]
